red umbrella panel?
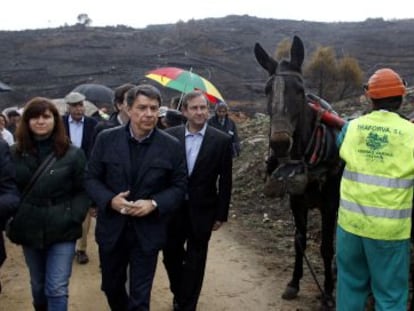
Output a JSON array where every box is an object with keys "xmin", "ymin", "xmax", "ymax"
[{"xmin": 145, "ymin": 67, "xmax": 224, "ymax": 104}]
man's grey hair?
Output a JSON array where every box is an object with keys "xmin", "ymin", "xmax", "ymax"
[{"xmin": 126, "ymin": 84, "xmax": 162, "ymax": 107}]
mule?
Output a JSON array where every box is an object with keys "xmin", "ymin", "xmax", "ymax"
[{"xmin": 254, "ymin": 36, "xmax": 342, "ymax": 309}]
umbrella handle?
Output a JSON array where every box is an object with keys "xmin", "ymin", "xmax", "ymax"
[
  {"xmin": 177, "ymin": 93, "xmax": 185, "ymax": 111},
  {"xmin": 176, "ymin": 67, "xmax": 193, "ymax": 110}
]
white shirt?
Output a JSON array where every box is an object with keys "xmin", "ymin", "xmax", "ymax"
[
  {"xmin": 68, "ymin": 115, "xmax": 84, "ymax": 148},
  {"xmin": 117, "ymin": 114, "xmax": 127, "ymax": 125},
  {"xmin": 185, "ymin": 123, "xmax": 206, "ymax": 175},
  {"xmin": 1, "ymin": 128, "xmax": 14, "ymax": 146}
]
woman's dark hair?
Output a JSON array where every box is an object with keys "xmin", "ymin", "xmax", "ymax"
[{"xmin": 15, "ymin": 97, "xmax": 70, "ymax": 157}]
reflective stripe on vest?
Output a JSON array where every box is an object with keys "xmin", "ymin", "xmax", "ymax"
[
  {"xmin": 343, "ymin": 169, "xmax": 414, "ymax": 189},
  {"xmin": 338, "ymin": 111, "xmax": 414, "ymax": 240},
  {"xmin": 340, "ymin": 198, "xmax": 411, "ymax": 219}
]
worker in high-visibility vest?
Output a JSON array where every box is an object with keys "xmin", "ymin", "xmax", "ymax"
[{"xmin": 336, "ymin": 68, "xmax": 414, "ymax": 311}]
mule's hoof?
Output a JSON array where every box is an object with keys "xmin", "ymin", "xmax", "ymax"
[
  {"xmin": 320, "ymin": 295, "xmax": 335, "ymax": 311},
  {"xmin": 281, "ymin": 285, "xmax": 299, "ymax": 300}
]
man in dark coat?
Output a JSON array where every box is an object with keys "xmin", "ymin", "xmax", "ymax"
[
  {"xmin": 163, "ymin": 91, "xmax": 233, "ymax": 311},
  {"xmin": 63, "ymin": 92, "xmax": 98, "ymax": 159},
  {"xmin": 0, "ymin": 140, "xmax": 20, "ymax": 294},
  {"xmin": 84, "ymin": 84, "xmax": 187, "ymax": 311},
  {"xmin": 93, "ymin": 83, "xmax": 134, "ymax": 140},
  {"xmin": 63, "ymin": 91, "xmax": 98, "ymax": 264},
  {"xmin": 208, "ymin": 102, "xmax": 241, "ymax": 157}
]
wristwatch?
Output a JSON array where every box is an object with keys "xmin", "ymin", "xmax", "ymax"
[{"xmin": 151, "ymin": 199, "xmax": 158, "ymax": 209}]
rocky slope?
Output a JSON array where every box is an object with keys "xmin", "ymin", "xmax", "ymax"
[{"xmin": 1, "ymin": 15, "xmax": 414, "ymax": 109}]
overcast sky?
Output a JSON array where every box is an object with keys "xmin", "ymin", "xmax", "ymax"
[{"xmin": 0, "ymin": 0, "xmax": 412, "ymax": 31}]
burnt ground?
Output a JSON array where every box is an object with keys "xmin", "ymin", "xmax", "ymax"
[
  {"xmin": 1, "ymin": 97, "xmax": 414, "ymax": 310},
  {"xmin": 229, "ymin": 97, "xmax": 414, "ymax": 310},
  {"xmin": 230, "ymin": 112, "xmax": 326, "ymax": 283},
  {"xmin": 1, "ymin": 16, "xmax": 414, "ymax": 110}
]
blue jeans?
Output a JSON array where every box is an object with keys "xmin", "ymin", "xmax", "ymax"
[{"xmin": 23, "ymin": 241, "xmax": 76, "ymax": 311}]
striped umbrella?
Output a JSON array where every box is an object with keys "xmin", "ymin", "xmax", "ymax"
[{"xmin": 145, "ymin": 67, "xmax": 224, "ymax": 104}]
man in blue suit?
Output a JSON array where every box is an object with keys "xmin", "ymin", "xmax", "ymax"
[
  {"xmin": 84, "ymin": 84, "xmax": 187, "ymax": 311},
  {"xmin": 63, "ymin": 91, "xmax": 98, "ymax": 264}
]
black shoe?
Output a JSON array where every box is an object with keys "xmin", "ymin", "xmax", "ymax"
[
  {"xmin": 33, "ymin": 303, "xmax": 48, "ymax": 311},
  {"xmin": 76, "ymin": 250, "xmax": 89, "ymax": 264}
]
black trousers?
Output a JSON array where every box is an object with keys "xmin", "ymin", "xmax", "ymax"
[
  {"xmin": 163, "ymin": 204, "xmax": 210, "ymax": 311},
  {"xmin": 0, "ymin": 231, "xmax": 5, "ymax": 295},
  {"xmin": 99, "ymin": 223, "xmax": 158, "ymax": 311},
  {"xmin": 0, "ymin": 232, "xmax": 6, "ymax": 267}
]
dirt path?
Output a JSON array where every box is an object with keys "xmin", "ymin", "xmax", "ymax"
[{"xmin": 0, "ymin": 219, "xmax": 320, "ymax": 311}]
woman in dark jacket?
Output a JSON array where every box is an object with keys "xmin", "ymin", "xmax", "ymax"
[
  {"xmin": 0, "ymin": 139, "xmax": 20, "ymax": 294},
  {"xmin": 7, "ymin": 97, "xmax": 89, "ymax": 311}
]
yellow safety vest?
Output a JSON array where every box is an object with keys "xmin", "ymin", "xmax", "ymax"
[{"xmin": 338, "ymin": 110, "xmax": 414, "ymax": 240}]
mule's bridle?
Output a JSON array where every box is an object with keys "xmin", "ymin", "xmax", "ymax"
[
  {"xmin": 266, "ymin": 70, "xmax": 304, "ymax": 117},
  {"xmin": 266, "ymin": 70, "xmax": 305, "ymax": 161}
]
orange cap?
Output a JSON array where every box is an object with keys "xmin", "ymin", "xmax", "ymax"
[{"xmin": 365, "ymin": 68, "xmax": 406, "ymax": 99}]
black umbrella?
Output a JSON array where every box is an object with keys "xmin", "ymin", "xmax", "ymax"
[
  {"xmin": 72, "ymin": 83, "xmax": 114, "ymax": 106},
  {"xmin": 0, "ymin": 81, "xmax": 12, "ymax": 92},
  {"xmin": 51, "ymin": 99, "xmax": 98, "ymax": 117}
]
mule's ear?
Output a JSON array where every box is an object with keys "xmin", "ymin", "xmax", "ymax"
[
  {"xmin": 254, "ymin": 43, "xmax": 277, "ymax": 75},
  {"xmin": 290, "ymin": 36, "xmax": 305, "ymax": 70}
]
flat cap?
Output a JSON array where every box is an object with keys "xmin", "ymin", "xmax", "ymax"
[{"xmin": 65, "ymin": 92, "xmax": 85, "ymax": 104}]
